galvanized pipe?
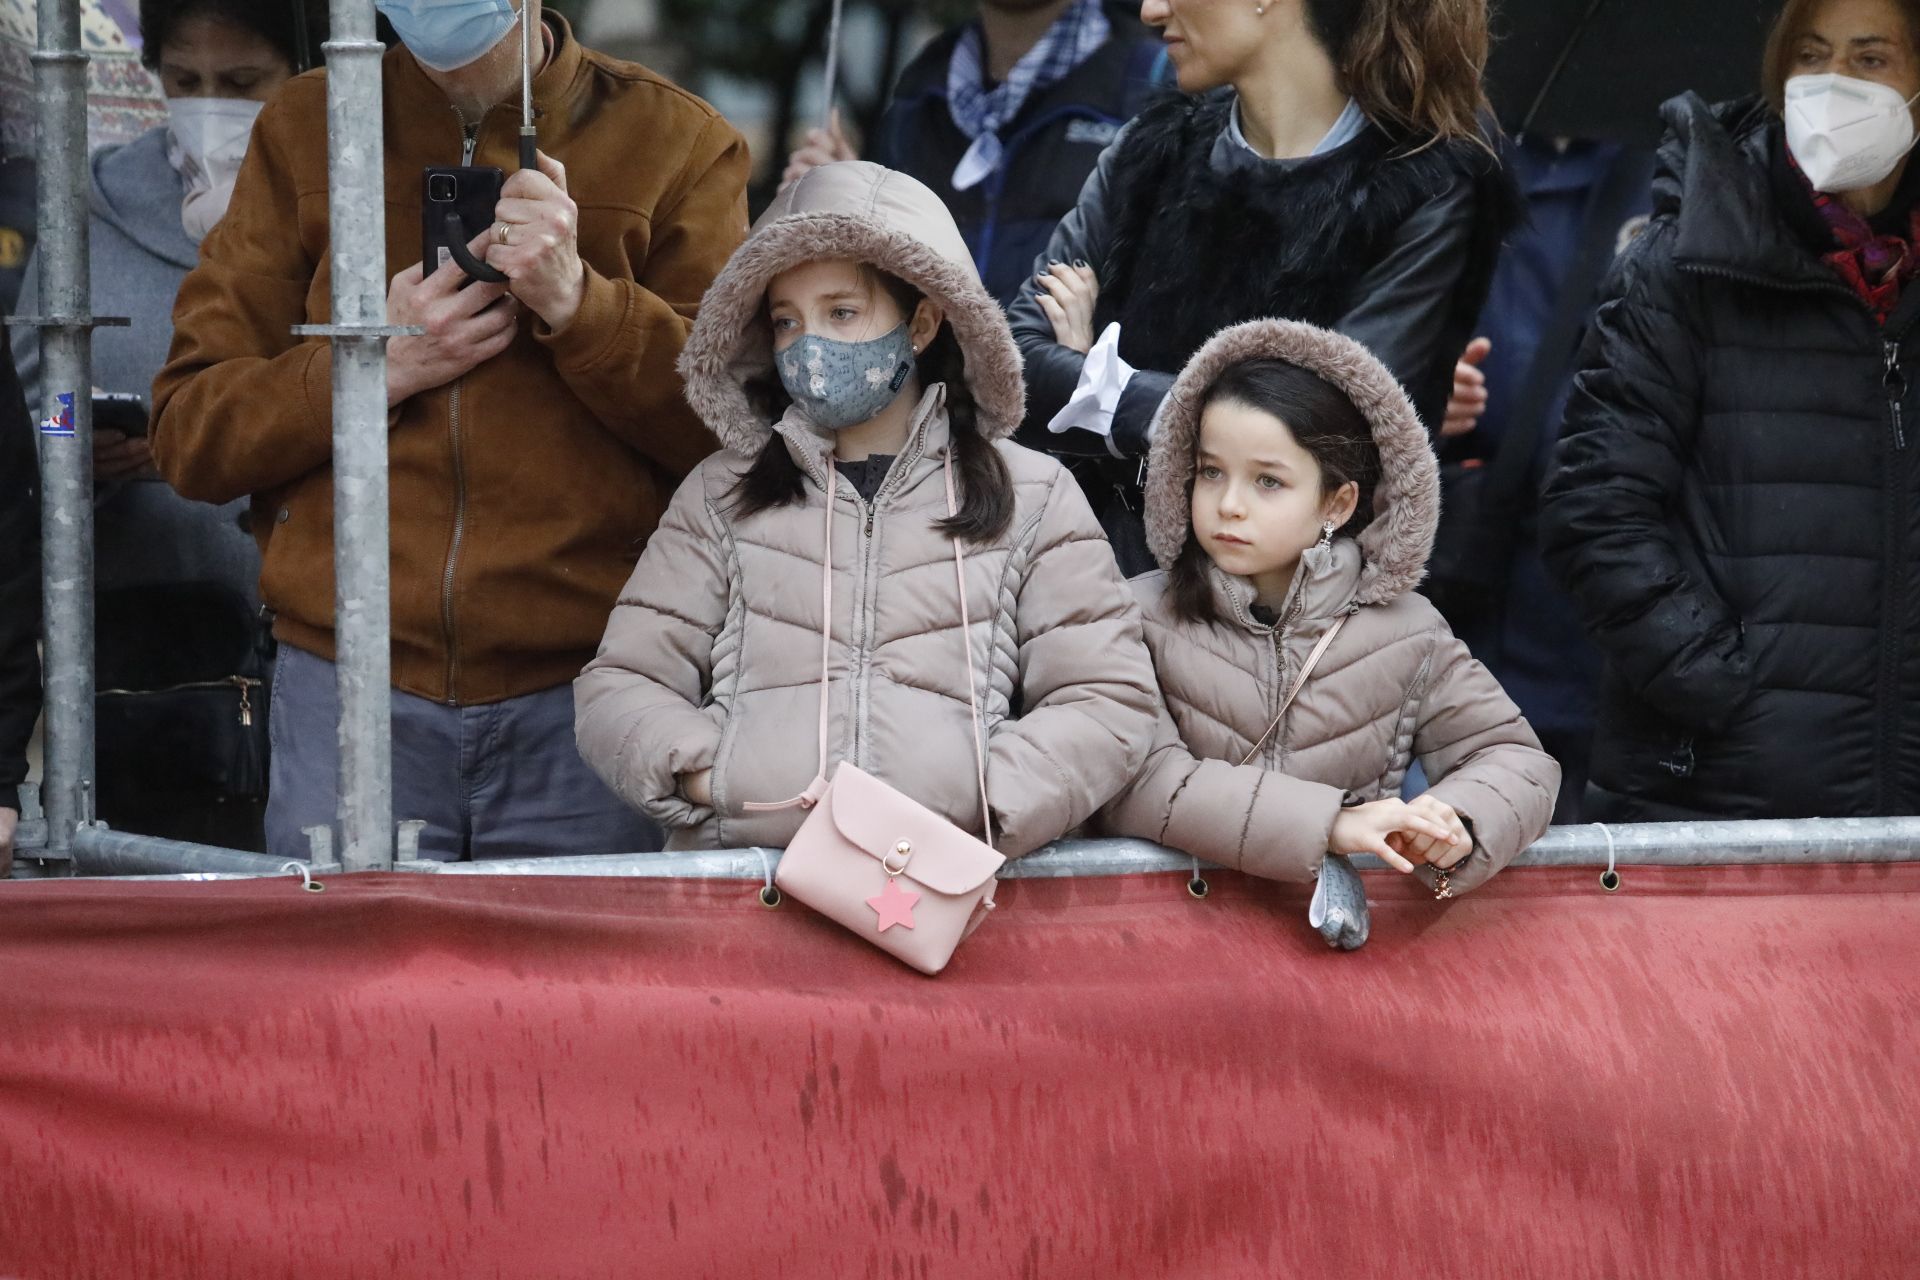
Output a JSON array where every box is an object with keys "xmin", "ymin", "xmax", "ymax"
[
  {"xmin": 320, "ymin": 0, "xmax": 395, "ymax": 871},
  {"xmin": 19, "ymin": 0, "xmax": 95, "ymax": 861},
  {"xmin": 402, "ymin": 817, "xmax": 1920, "ymax": 878},
  {"xmin": 51, "ymin": 812, "xmax": 1920, "ymax": 881},
  {"xmin": 70, "ymin": 825, "xmax": 305, "ymax": 877}
]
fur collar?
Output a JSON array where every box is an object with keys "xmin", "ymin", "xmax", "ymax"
[
  {"xmin": 677, "ymin": 162, "xmax": 1026, "ymax": 456},
  {"xmin": 1144, "ymin": 319, "xmax": 1439, "ymax": 607}
]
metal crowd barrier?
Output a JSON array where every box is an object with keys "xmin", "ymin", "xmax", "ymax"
[
  {"xmin": 5, "ymin": 0, "xmax": 409, "ymax": 874},
  {"xmin": 8, "ymin": 5, "xmax": 1920, "ymax": 893},
  {"xmin": 18, "ymin": 812, "xmax": 1920, "ymax": 885}
]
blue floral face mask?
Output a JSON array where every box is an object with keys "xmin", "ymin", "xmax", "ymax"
[
  {"xmin": 775, "ymin": 324, "xmax": 918, "ymax": 432},
  {"xmin": 375, "ymin": 0, "xmax": 518, "ymax": 73}
]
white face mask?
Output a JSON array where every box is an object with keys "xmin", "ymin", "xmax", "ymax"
[
  {"xmin": 1784, "ymin": 73, "xmax": 1920, "ymax": 193},
  {"xmin": 163, "ymin": 97, "xmax": 265, "ymax": 244}
]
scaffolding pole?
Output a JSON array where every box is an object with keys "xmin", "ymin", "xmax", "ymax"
[
  {"xmin": 10, "ymin": 0, "xmax": 105, "ymax": 861},
  {"xmin": 292, "ymin": 0, "xmax": 415, "ymax": 871}
]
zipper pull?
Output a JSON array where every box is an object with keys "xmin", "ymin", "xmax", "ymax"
[
  {"xmin": 1885, "ymin": 341, "xmax": 1908, "ymax": 450},
  {"xmin": 237, "ymin": 679, "xmax": 253, "ymax": 728},
  {"xmin": 864, "ymin": 507, "xmax": 875, "ymax": 537}
]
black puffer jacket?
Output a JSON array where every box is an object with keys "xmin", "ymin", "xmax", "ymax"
[
  {"xmin": 1008, "ymin": 91, "xmax": 1515, "ymax": 570},
  {"xmin": 1542, "ymin": 94, "xmax": 1920, "ymax": 821}
]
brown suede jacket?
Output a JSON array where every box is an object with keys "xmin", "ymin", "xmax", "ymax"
[{"xmin": 151, "ymin": 18, "xmax": 749, "ymax": 705}]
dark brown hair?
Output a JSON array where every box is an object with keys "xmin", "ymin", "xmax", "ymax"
[
  {"xmin": 1169, "ymin": 358, "xmax": 1381, "ymax": 626},
  {"xmin": 1761, "ymin": 0, "xmax": 1920, "ymax": 111},
  {"xmin": 139, "ymin": 0, "xmax": 325, "ymax": 74},
  {"xmin": 728, "ymin": 266, "xmax": 1014, "ymax": 545},
  {"xmin": 1305, "ymin": 0, "xmax": 1495, "ymax": 152}
]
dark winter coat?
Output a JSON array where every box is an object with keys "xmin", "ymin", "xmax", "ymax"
[
  {"xmin": 0, "ymin": 340, "xmax": 39, "ymax": 816},
  {"xmin": 1007, "ymin": 92, "xmax": 1513, "ymax": 566},
  {"xmin": 1541, "ymin": 93, "xmax": 1920, "ymax": 820},
  {"xmin": 871, "ymin": 1, "xmax": 1168, "ymax": 308}
]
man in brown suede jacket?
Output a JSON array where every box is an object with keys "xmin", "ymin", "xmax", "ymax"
[{"xmin": 151, "ymin": 2, "xmax": 749, "ymax": 860}]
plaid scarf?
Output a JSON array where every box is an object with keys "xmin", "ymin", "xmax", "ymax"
[
  {"xmin": 946, "ymin": 0, "xmax": 1110, "ymax": 191},
  {"xmin": 1790, "ymin": 149, "xmax": 1920, "ymax": 324}
]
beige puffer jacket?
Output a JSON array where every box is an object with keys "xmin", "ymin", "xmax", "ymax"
[
  {"xmin": 575, "ymin": 162, "xmax": 1158, "ymax": 855},
  {"xmin": 1098, "ymin": 320, "xmax": 1559, "ymax": 893}
]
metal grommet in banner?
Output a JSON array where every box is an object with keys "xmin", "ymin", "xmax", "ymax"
[
  {"xmin": 750, "ymin": 847, "xmax": 780, "ymax": 910},
  {"xmin": 282, "ymin": 861, "xmax": 325, "ymax": 893},
  {"xmin": 1592, "ymin": 823, "xmax": 1620, "ymax": 895},
  {"xmin": 1187, "ymin": 876, "xmax": 1210, "ymax": 900}
]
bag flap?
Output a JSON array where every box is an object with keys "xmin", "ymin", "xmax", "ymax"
[{"xmin": 825, "ymin": 764, "xmax": 1005, "ymax": 896}]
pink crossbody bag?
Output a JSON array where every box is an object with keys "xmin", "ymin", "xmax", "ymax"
[{"xmin": 745, "ymin": 453, "xmax": 1004, "ymax": 976}]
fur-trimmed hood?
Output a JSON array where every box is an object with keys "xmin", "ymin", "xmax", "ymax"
[
  {"xmin": 677, "ymin": 161, "xmax": 1026, "ymax": 455},
  {"xmin": 1143, "ymin": 319, "xmax": 1440, "ymax": 607}
]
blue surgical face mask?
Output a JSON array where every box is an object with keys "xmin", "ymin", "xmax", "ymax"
[
  {"xmin": 375, "ymin": 0, "xmax": 518, "ymax": 73},
  {"xmin": 775, "ymin": 324, "xmax": 918, "ymax": 432}
]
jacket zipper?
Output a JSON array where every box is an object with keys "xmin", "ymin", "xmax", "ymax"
[
  {"xmin": 848, "ymin": 465, "xmax": 908, "ymax": 768},
  {"xmin": 442, "ymin": 380, "xmax": 469, "ymax": 703},
  {"xmin": 1685, "ymin": 259, "xmax": 1918, "ymax": 812},
  {"xmin": 1226, "ymin": 584, "xmax": 1305, "ymax": 769},
  {"xmin": 1885, "ymin": 341, "xmax": 1908, "ymax": 451},
  {"xmin": 98, "ymin": 675, "xmax": 260, "ymax": 727},
  {"xmin": 830, "ymin": 434, "xmax": 928, "ymax": 769},
  {"xmin": 1266, "ymin": 591, "xmax": 1308, "ymax": 769},
  {"xmin": 439, "ymin": 114, "xmax": 489, "ymax": 703},
  {"xmin": 1877, "ymin": 326, "xmax": 1919, "ymax": 810}
]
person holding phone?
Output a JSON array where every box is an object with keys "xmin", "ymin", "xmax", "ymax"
[
  {"xmin": 0, "ymin": 342, "xmax": 38, "ymax": 877},
  {"xmin": 151, "ymin": 0, "xmax": 751, "ymax": 861},
  {"xmin": 10, "ymin": 0, "xmax": 317, "ymax": 849}
]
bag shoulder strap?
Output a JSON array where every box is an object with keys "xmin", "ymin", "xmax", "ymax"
[
  {"xmin": 745, "ymin": 455, "xmax": 994, "ymax": 846},
  {"xmin": 1238, "ymin": 613, "xmax": 1348, "ymax": 767}
]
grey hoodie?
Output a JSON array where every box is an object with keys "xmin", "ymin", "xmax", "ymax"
[{"xmin": 9, "ymin": 127, "xmax": 256, "ymax": 600}]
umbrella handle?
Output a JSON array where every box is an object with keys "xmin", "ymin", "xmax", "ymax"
[
  {"xmin": 443, "ymin": 212, "xmax": 508, "ymax": 286},
  {"xmin": 820, "ymin": 0, "xmax": 844, "ymax": 132}
]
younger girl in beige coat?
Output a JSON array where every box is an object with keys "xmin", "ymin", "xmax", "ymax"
[
  {"xmin": 1101, "ymin": 320, "xmax": 1558, "ymax": 943},
  {"xmin": 576, "ymin": 163, "xmax": 1158, "ymax": 855}
]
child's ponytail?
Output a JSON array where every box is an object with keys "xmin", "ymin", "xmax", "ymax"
[{"xmin": 922, "ymin": 324, "xmax": 1013, "ymax": 545}]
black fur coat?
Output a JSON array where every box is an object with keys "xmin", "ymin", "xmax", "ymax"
[{"xmin": 1103, "ymin": 92, "xmax": 1517, "ymax": 394}]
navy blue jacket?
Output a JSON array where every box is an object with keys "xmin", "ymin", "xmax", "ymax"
[
  {"xmin": 870, "ymin": 3, "xmax": 1168, "ymax": 307},
  {"xmin": 1452, "ymin": 137, "xmax": 1654, "ymax": 746}
]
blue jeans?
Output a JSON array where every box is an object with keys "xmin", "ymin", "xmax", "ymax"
[{"xmin": 266, "ymin": 645, "xmax": 660, "ymax": 861}]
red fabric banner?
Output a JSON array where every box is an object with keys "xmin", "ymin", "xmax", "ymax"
[{"xmin": 1, "ymin": 865, "xmax": 1916, "ymax": 1278}]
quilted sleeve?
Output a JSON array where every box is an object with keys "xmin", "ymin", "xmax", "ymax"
[{"xmin": 574, "ymin": 463, "xmax": 732, "ymax": 829}]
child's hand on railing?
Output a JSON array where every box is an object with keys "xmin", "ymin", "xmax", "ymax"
[
  {"xmin": 1330, "ymin": 798, "xmax": 1455, "ymax": 873},
  {"xmin": 1386, "ymin": 794, "xmax": 1472, "ymax": 870}
]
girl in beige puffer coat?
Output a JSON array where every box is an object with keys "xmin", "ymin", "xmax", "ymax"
[
  {"xmin": 575, "ymin": 163, "xmax": 1159, "ymax": 855},
  {"xmin": 1100, "ymin": 319, "xmax": 1558, "ymax": 927}
]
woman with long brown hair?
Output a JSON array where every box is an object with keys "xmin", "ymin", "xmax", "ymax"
[{"xmin": 1007, "ymin": 0, "xmax": 1514, "ymax": 571}]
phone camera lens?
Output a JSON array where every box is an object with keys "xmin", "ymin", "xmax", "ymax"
[{"xmin": 428, "ymin": 174, "xmax": 458, "ymax": 202}]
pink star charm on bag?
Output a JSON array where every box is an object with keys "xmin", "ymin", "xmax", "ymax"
[{"xmin": 867, "ymin": 877, "xmax": 919, "ymax": 932}]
